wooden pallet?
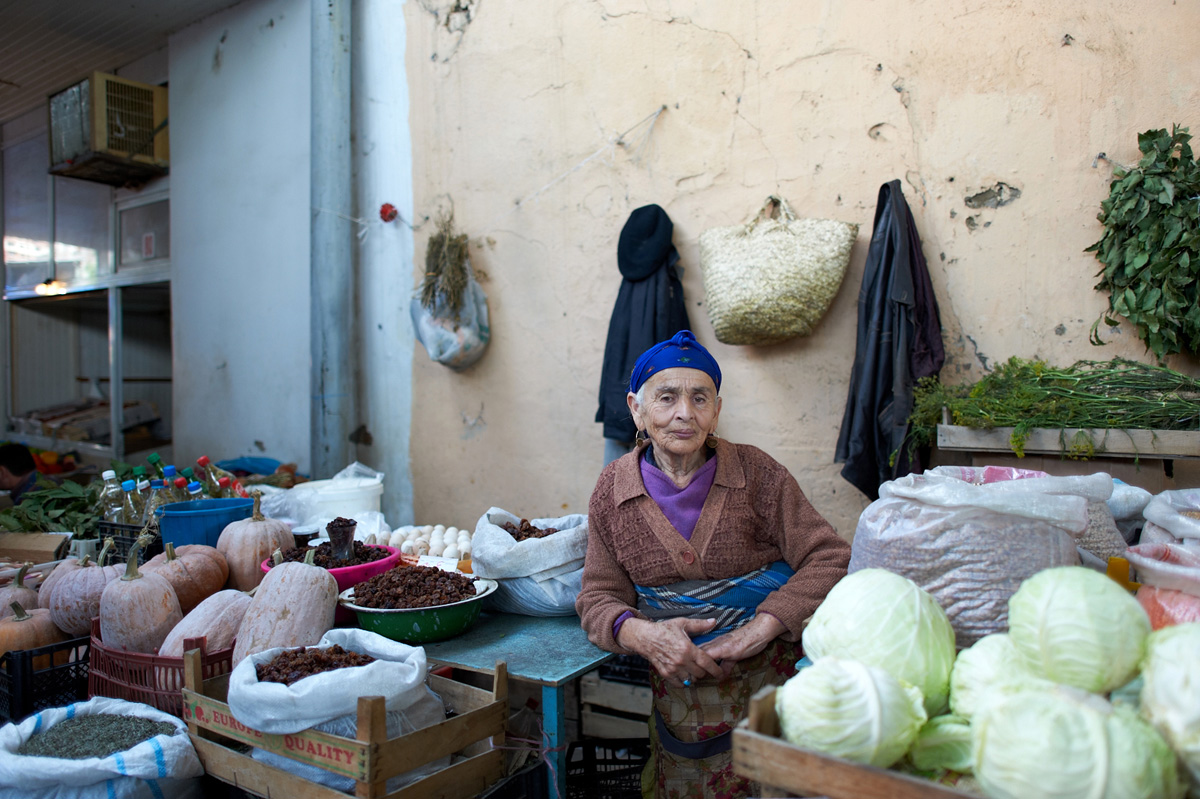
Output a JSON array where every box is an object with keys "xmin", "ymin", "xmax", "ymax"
[
  {"xmin": 732, "ymin": 686, "xmax": 978, "ymax": 799},
  {"xmin": 181, "ymin": 649, "xmax": 509, "ymax": 799},
  {"xmin": 936, "ymin": 423, "xmax": 1200, "ymax": 460}
]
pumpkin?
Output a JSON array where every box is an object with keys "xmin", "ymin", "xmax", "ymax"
[
  {"xmin": 216, "ymin": 491, "xmax": 294, "ymax": 591},
  {"xmin": 232, "ymin": 549, "xmax": 337, "ymax": 664},
  {"xmin": 37, "ymin": 557, "xmax": 83, "ymax": 609},
  {"xmin": 142, "ymin": 543, "xmax": 228, "ymax": 613},
  {"xmin": 99, "ymin": 536, "xmax": 182, "ymax": 654},
  {"xmin": 158, "ymin": 589, "xmax": 251, "ymax": 658},
  {"xmin": 0, "ymin": 566, "xmax": 39, "ymax": 618},
  {"xmin": 0, "ymin": 601, "xmax": 70, "ymax": 669},
  {"xmin": 48, "ymin": 539, "xmax": 123, "ymax": 637}
]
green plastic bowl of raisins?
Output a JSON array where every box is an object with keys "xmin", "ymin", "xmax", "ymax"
[{"xmin": 337, "ymin": 578, "xmax": 498, "ymax": 643}]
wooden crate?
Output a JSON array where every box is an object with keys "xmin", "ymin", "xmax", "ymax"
[
  {"xmin": 732, "ymin": 686, "xmax": 978, "ymax": 799},
  {"xmin": 579, "ymin": 669, "xmax": 651, "ymax": 739},
  {"xmin": 181, "ymin": 649, "xmax": 509, "ymax": 799}
]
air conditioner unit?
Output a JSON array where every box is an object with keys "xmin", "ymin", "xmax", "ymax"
[{"xmin": 48, "ymin": 72, "xmax": 169, "ymax": 187}]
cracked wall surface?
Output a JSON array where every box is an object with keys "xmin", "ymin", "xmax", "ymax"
[{"xmin": 403, "ymin": 0, "xmax": 1200, "ymax": 537}]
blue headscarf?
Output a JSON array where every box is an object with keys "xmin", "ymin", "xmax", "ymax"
[{"xmin": 628, "ymin": 330, "xmax": 722, "ymax": 394}]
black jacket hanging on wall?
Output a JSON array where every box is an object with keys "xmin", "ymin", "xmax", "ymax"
[
  {"xmin": 596, "ymin": 204, "xmax": 691, "ymax": 442},
  {"xmin": 835, "ymin": 180, "xmax": 945, "ymax": 500}
]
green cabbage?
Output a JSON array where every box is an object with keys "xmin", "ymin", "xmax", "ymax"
[
  {"xmin": 1007, "ymin": 566, "xmax": 1150, "ymax": 694},
  {"xmin": 908, "ymin": 714, "xmax": 974, "ymax": 773},
  {"xmin": 775, "ymin": 656, "xmax": 927, "ymax": 768},
  {"xmin": 949, "ymin": 633, "xmax": 1055, "ymax": 721},
  {"xmin": 974, "ymin": 685, "xmax": 1185, "ymax": 799},
  {"xmin": 1139, "ymin": 623, "xmax": 1200, "ymax": 792},
  {"xmin": 803, "ymin": 568, "xmax": 957, "ymax": 715}
]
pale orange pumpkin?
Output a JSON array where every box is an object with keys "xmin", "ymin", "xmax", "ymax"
[
  {"xmin": 232, "ymin": 549, "xmax": 337, "ymax": 664},
  {"xmin": 0, "ymin": 601, "xmax": 69, "ymax": 668},
  {"xmin": 49, "ymin": 539, "xmax": 123, "ymax": 637},
  {"xmin": 158, "ymin": 589, "xmax": 250, "ymax": 658},
  {"xmin": 142, "ymin": 543, "xmax": 228, "ymax": 614},
  {"xmin": 98, "ymin": 536, "xmax": 182, "ymax": 654},
  {"xmin": 37, "ymin": 556, "xmax": 82, "ymax": 609},
  {"xmin": 0, "ymin": 566, "xmax": 40, "ymax": 618},
  {"xmin": 216, "ymin": 491, "xmax": 294, "ymax": 591}
]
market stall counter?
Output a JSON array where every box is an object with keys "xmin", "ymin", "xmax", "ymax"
[{"xmin": 422, "ymin": 612, "xmax": 615, "ymax": 799}]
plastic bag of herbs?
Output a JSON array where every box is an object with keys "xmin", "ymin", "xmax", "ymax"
[
  {"xmin": 0, "ymin": 696, "xmax": 203, "ymax": 798},
  {"xmin": 410, "ymin": 211, "xmax": 491, "ymax": 371}
]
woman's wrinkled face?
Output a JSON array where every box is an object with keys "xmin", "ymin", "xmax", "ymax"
[{"xmin": 627, "ymin": 367, "xmax": 721, "ymax": 460}]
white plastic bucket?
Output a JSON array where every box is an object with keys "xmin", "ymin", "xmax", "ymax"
[{"xmin": 291, "ymin": 477, "xmax": 384, "ymax": 520}]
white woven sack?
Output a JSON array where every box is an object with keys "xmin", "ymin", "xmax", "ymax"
[
  {"xmin": 699, "ymin": 195, "xmax": 858, "ymax": 346},
  {"xmin": 471, "ymin": 507, "xmax": 588, "ymax": 580}
]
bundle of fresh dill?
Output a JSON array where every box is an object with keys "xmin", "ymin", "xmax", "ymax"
[{"xmin": 908, "ymin": 357, "xmax": 1200, "ymax": 458}]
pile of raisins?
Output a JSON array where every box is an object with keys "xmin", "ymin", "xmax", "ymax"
[
  {"xmin": 352, "ymin": 564, "xmax": 478, "ymax": 609},
  {"xmin": 256, "ymin": 644, "xmax": 376, "ymax": 685},
  {"xmin": 501, "ymin": 518, "xmax": 558, "ymax": 541}
]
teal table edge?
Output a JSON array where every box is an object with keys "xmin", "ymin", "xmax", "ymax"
[{"xmin": 423, "ymin": 612, "xmax": 616, "ymax": 799}]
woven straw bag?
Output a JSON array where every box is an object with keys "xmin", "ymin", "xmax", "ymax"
[{"xmin": 698, "ymin": 196, "xmax": 858, "ymax": 346}]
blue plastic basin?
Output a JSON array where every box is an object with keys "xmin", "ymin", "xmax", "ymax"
[{"xmin": 155, "ymin": 497, "xmax": 254, "ymax": 548}]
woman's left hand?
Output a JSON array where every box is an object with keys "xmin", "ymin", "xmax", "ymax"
[{"xmin": 699, "ymin": 614, "xmax": 787, "ymax": 676}]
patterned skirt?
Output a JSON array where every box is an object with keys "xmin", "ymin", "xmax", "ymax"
[{"xmin": 646, "ymin": 638, "xmax": 803, "ymax": 799}]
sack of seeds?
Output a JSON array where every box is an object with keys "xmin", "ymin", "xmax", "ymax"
[
  {"xmin": 850, "ymin": 471, "xmax": 1100, "ymax": 647},
  {"xmin": 0, "ymin": 696, "xmax": 202, "ymax": 798},
  {"xmin": 1141, "ymin": 489, "xmax": 1200, "ymax": 547}
]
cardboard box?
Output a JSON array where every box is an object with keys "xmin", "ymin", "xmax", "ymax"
[{"xmin": 0, "ymin": 532, "xmax": 71, "ymax": 564}]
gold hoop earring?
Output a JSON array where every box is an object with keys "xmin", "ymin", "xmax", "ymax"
[
  {"xmin": 635, "ymin": 429, "xmax": 649, "ymax": 446},
  {"xmin": 706, "ymin": 432, "xmax": 720, "ymax": 449}
]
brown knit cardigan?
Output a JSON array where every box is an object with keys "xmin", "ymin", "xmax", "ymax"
[{"xmin": 576, "ymin": 438, "xmax": 851, "ymax": 654}]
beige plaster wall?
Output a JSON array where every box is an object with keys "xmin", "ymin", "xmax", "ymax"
[{"xmin": 403, "ymin": 0, "xmax": 1200, "ymax": 538}]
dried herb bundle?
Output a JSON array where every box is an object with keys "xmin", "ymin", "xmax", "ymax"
[
  {"xmin": 421, "ymin": 212, "xmax": 470, "ymax": 318},
  {"xmin": 907, "ymin": 357, "xmax": 1200, "ymax": 458}
]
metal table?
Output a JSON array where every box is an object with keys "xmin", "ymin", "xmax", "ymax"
[{"xmin": 423, "ymin": 612, "xmax": 613, "ymax": 799}]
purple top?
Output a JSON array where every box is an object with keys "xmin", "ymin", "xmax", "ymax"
[{"xmin": 613, "ymin": 451, "xmax": 718, "ymax": 639}]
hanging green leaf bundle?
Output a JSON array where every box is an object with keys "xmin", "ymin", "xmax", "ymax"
[
  {"xmin": 420, "ymin": 211, "xmax": 470, "ymax": 318},
  {"xmin": 908, "ymin": 357, "xmax": 1200, "ymax": 458},
  {"xmin": 1087, "ymin": 126, "xmax": 1200, "ymax": 363}
]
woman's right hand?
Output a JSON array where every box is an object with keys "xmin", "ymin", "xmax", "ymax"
[{"xmin": 616, "ymin": 617, "xmax": 725, "ymax": 687}]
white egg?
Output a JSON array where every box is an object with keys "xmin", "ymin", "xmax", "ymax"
[
  {"xmin": 413, "ymin": 540, "xmax": 430, "ymax": 557},
  {"xmin": 446, "ymin": 527, "xmax": 459, "ymax": 537},
  {"xmin": 443, "ymin": 545, "xmax": 460, "ymax": 560},
  {"xmin": 422, "ymin": 525, "xmax": 434, "ymax": 535},
  {"xmin": 400, "ymin": 541, "xmax": 415, "ymax": 555},
  {"xmin": 389, "ymin": 531, "xmax": 405, "ymax": 548},
  {"xmin": 460, "ymin": 543, "xmax": 471, "ymax": 556},
  {"xmin": 429, "ymin": 543, "xmax": 445, "ymax": 557},
  {"xmin": 457, "ymin": 532, "xmax": 471, "ymax": 543}
]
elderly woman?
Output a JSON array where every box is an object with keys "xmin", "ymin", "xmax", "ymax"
[{"xmin": 576, "ymin": 330, "xmax": 851, "ymax": 799}]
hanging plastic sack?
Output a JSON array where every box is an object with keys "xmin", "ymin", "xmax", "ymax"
[
  {"xmin": 698, "ymin": 195, "xmax": 858, "ymax": 346},
  {"xmin": 411, "ymin": 211, "xmax": 490, "ymax": 370},
  {"xmin": 226, "ymin": 628, "xmax": 449, "ymax": 793},
  {"xmin": 0, "ymin": 697, "xmax": 204, "ymax": 799},
  {"xmin": 850, "ymin": 471, "xmax": 1099, "ymax": 647},
  {"xmin": 472, "ymin": 508, "xmax": 588, "ymax": 616}
]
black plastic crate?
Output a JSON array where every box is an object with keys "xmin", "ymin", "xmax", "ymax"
[
  {"xmin": 97, "ymin": 521, "xmax": 163, "ymax": 564},
  {"xmin": 0, "ymin": 636, "xmax": 90, "ymax": 724},
  {"xmin": 479, "ymin": 760, "xmax": 548, "ymax": 799},
  {"xmin": 566, "ymin": 738, "xmax": 650, "ymax": 799},
  {"xmin": 598, "ymin": 653, "xmax": 651, "ymax": 686}
]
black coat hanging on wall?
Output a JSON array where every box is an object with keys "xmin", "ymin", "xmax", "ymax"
[
  {"xmin": 595, "ymin": 204, "xmax": 691, "ymax": 443},
  {"xmin": 835, "ymin": 180, "xmax": 945, "ymax": 500}
]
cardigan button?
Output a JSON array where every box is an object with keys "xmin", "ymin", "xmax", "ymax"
[{"xmin": 682, "ymin": 551, "xmax": 695, "ymax": 564}]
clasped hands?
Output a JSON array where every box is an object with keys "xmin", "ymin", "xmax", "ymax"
[{"xmin": 615, "ymin": 613, "xmax": 786, "ymax": 688}]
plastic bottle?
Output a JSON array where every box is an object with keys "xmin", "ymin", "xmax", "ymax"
[
  {"xmin": 197, "ymin": 456, "xmax": 249, "ymax": 498},
  {"xmin": 216, "ymin": 476, "xmax": 233, "ymax": 499},
  {"xmin": 136, "ymin": 477, "xmax": 151, "ymax": 502},
  {"xmin": 185, "ymin": 481, "xmax": 205, "ymax": 500},
  {"xmin": 96, "ymin": 469, "xmax": 125, "ymax": 523},
  {"xmin": 146, "ymin": 453, "xmax": 166, "ymax": 480},
  {"xmin": 162, "ymin": 464, "xmax": 178, "ymax": 489},
  {"xmin": 181, "ymin": 467, "xmax": 202, "ymax": 495},
  {"xmin": 132, "ymin": 466, "xmax": 147, "ymax": 486},
  {"xmin": 171, "ymin": 476, "xmax": 190, "ymax": 503},
  {"xmin": 141, "ymin": 479, "xmax": 169, "ymax": 526},
  {"xmin": 120, "ymin": 479, "xmax": 141, "ymax": 525}
]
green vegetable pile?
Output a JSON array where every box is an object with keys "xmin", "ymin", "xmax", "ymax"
[
  {"xmin": 0, "ymin": 477, "xmax": 101, "ymax": 539},
  {"xmin": 907, "ymin": 357, "xmax": 1200, "ymax": 458},
  {"xmin": 1088, "ymin": 126, "xmax": 1200, "ymax": 363}
]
